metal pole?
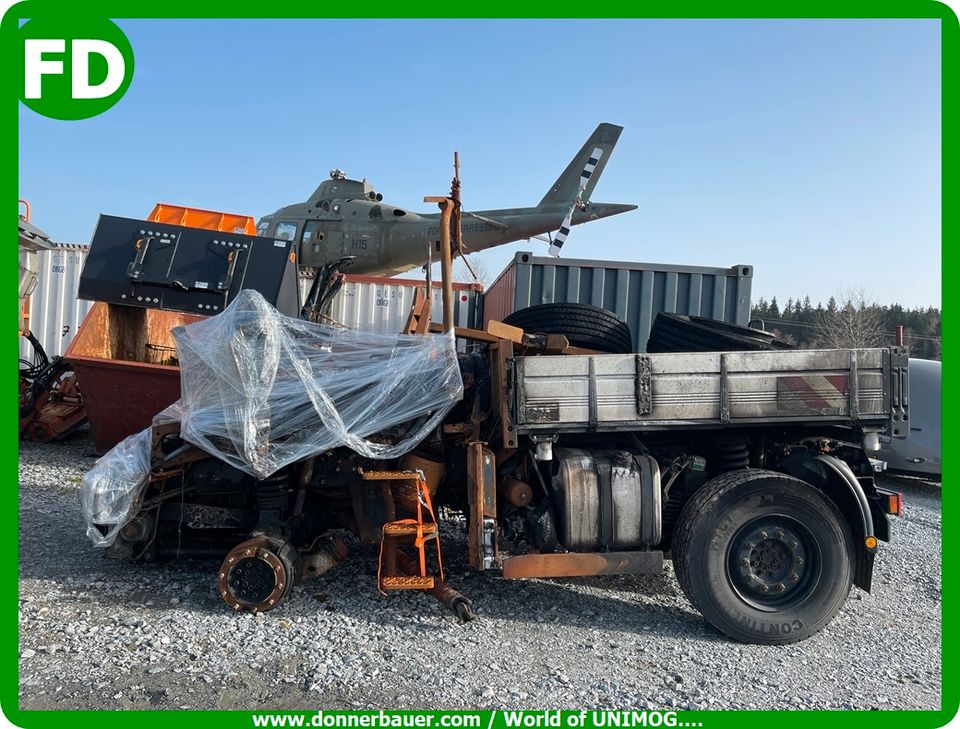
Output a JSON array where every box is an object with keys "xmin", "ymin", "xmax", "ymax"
[
  {"xmin": 424, "ymin": 152, "xmax": 463, "ymax": 334},
  {"xmin": 895, "ymin": 324, "xmax": 904, "ymax": 347},
  {"xmin": 438, "ymin": 200, "xmax": 454, "ymax": 333}
]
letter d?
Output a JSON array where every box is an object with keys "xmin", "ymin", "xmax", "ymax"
[{"xmin": 71, "ymin": 39, "xmax": 124, "ymax": 99}]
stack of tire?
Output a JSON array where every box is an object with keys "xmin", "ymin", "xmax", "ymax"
[
  {"xmin": 646, "ymin": 313, "xmax": 792, "ymax": 353},
  {"xmin": 502, "ymin": 303, "xmax": 633, "ymax": 354},
  {"xmin": 501, "ymin": 304, "xmax": 791, "ymax": 354}
]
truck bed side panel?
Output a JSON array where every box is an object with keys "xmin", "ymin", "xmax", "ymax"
[{"xmin": 513, "ymin": 348, "xmax": 907, "ymax": 435}]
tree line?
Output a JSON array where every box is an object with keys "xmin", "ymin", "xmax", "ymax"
[{"xmin": 750, "ymin": 290, "xmax": 941, "ymax": 361}]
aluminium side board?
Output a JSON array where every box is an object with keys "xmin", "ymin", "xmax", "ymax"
[{"xmin": 512, "ymin": 347, "xmax": 909, "ymax": 437}]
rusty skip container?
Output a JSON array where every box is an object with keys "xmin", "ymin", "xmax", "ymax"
[
  {"xmin": 65, "ymin": 302, "xmax": 204, "ymax": 454},
  {"xmin": 483, "ymin": 252, "xmax": 754, "ymax": 352}
]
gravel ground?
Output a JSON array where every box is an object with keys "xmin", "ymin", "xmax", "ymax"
[{"xmin": 19, "ymin": 434, "xmax": 942, "ymax": 711}]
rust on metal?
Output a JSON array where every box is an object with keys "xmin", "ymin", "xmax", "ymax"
[
  {"xmin": 466, "ymin": 442, "xmax": 497, "ymax": 570},
  {"xmin": 66, "ymin": 302, "xmax": 203, "ymax": 453},
  {"xmin": 298, "ymin": 535, "xmax": 350, "ymax": 582},
  {"xmin": 498, "ymin": 477, "xmax": 534, "ymax": 508},
  {"xmin": 395, "ymin": 552, "xmax": 477, "ymax": 622},
  {"xmin": 423, "ymin": 195, "xmax": 455, "ymax": 334},
  {"xmin": 20, "ymin": 362, "xmax": 86, "ymax": 442},
  {"xmin": 359, "ymin": 468, "xmax": 423, "ymax": 482},
  {"xmin": 501, "ymin": 550, "xmax": 664, "ymax": 579},
  {"xmin": 217, "ymin": 536, "xmax": 296, "ymax": 613},
  {"xmin": 489, "ymin": 340, "xmax": 516, "ymax": 451}
]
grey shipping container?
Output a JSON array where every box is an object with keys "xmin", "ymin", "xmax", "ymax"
[{"xmin": 482, "ymin": 252, "xmax": 754, "ymax": 352}]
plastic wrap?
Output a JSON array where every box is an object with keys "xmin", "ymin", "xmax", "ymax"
[
  {"xmin": 81, "ymin": 402, "xmax": 183, "ymax": 547},
  {"xmin": 173, "ymin": 289, "xmax": 463, "ymax": 479},
  {"xmin": 80, "ymin": 427, "xmax": 152, "ymax": 547}
]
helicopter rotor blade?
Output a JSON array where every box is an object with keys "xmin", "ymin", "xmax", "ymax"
[
  {"xmin": 547, "ymin": 211, "xmax": 574, "ymax": 257},
  {"xmin": 548, "ymin": 146, "xmax": 603, "ymax": 258}
]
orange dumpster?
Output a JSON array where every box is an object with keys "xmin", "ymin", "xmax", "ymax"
[{"xmin": 146, "ymin": 203, "xmax": 257, "ymax": 235}]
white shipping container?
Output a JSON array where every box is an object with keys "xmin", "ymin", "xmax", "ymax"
[
  {"xmin": 301, "ymin": 274, "xmax": 483, "ymax": 336},
  {"xmin": 20, "ymin": 254, "xmax": 482, "ymax": 365},
  {"xmin": 19, "ymin": 244, "xmax": 92, "ymax": 362}
]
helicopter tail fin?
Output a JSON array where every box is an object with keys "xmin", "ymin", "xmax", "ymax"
[{"xmin": 538, "ymin": 123, "xmax": 623, "ymax": 207}]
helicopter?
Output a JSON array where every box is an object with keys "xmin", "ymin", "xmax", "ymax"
[{"xmin": 256, "ymin": 123, "xmax": 637, "ymax": 277}]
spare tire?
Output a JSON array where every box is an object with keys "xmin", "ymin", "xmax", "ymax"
[
  {"xmin": 503, "ymin": 303, "xmax": 633, "ymax": 354},
  {"xmin": 647, "ymin": 313, "xmax": 793, "ymax": 353}
]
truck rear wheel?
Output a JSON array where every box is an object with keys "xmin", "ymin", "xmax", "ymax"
[{"xmin": 672, "ymin": 469, "xmax": 853, "ymax": 644}]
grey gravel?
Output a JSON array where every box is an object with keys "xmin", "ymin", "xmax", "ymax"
[{"xmin": 19, "ymin": 434, "xmax": 941, "ymax": 711}]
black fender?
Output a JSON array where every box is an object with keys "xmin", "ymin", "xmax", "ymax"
[{"xmin": 782, "ymin": 453, "xmax": 882, "ymax": 592}]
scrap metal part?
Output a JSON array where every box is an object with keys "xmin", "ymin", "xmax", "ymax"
[
  {"xmin": 218, "ymin": 535, "xmax": 351, "ymax": 612},
  {"xmin": 395, "ymin": 552, "xmax": 476, "ymax": 623},
  {"xmin": 299, "ymin": 535, "xmax": 350, "ymax": 582},
  {"xmin": 218, "ymin": 536, "xmax": 297, "ymax": 613}
]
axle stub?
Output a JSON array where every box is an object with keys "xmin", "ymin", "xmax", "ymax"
[{"xmin": 218, "ymin": 536, "xmax": 298, "ymax": 613}]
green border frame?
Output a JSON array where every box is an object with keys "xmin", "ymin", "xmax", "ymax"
[{"xmin": 6, "ymin": 2, "xmax": 953, "ymax": 727}]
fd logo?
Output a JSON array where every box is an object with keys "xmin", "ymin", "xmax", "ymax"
[{"xmin": 18, "ymin": 16, "xmax": 134, "ymax": 120}]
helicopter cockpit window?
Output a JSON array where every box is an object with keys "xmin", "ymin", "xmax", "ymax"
[
  {"xmin": 368, "ymin": 205, "xmax": 382, "ymax": 219},
  {"xmin": 256, "ymin": 220, "xmax": 269, "ymax": 237},
  {"xmin": 319, "ymin": 201, "xmax": 330, "ymax": 212},
  {"xmin": 301, "ymin": 221, "xmax": 320, "ymax": 245},
  {"xmin": 274, "ymin": 222, "xmax": 298, "ymax": 242},
  {"xmin": 392, "ymin": 209, "xmax": 406, "ymax": 217}
]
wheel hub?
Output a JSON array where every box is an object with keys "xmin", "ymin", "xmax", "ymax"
[
  {"xmin": 218, "ymin": 537, "xmax": 296, "ymax": 613},
  {"xmin": 731, "ymin": 521, "xmax": 810, "ymax": 604},
  {"xmin": 228, "ymin": 555, "xmax": 277, "ymax": 604}
]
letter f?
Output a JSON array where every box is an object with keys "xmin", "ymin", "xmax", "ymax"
[{"xmin": 24, "ymin": 39, "xmax": 65, "ymax": 98}]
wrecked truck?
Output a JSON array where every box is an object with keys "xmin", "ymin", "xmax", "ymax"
[{"xmin": 80, "ymin": 284, "xmax": 908, "ymax": 645}]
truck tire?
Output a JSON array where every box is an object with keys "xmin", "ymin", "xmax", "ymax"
[
  {"xmin": 503, "ymin": 303, "xmax": 633, "ymax": 354},
  {"xmin": 647, "ymin": 313, "xmax": 793, "ymax": 353},
  {"xmin": 672, "ymin": 469, "xmax": 853, "ymax": 644}
]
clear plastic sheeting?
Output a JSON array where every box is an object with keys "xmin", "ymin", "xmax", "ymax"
[
  {"xmin": 81, "ymin": 428, "xmax": 152, "ymax": 548},
  {"xmin": 81, "ymin": 403, "xmax": 182, "ymax": 547},
  {"xmin": 173, "ymin": 289, "xmax": 463, "ymax": 479}
]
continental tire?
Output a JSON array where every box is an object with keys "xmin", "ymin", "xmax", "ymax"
[
  {"xmin": 647, "ymin": 313, "xmax": 793, "ymax": 353},
  {"xmin": 672, "ymin": 469, "xmax": 853, "ymax": 644},
  {"xmin": 503, "ymin": 303, "xmax": 633, "ymax": 354}
]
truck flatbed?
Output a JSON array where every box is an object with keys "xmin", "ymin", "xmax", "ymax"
[{"xmin": 511, "ymin": 347, "xmax": 909, "ymax": 437}]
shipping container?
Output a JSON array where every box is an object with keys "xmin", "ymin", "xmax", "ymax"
[
  {"xmin": 22, "ymin": 249, "xmax": 482, "ymax": 365},
  {"xmin": 483, "ymin": 252, "xmax": 753, "ymax": 352},
  {"xmin": 300, "ymin": 274, "xmax": 483, "ymax": 334},
  {"xmin": 19, "ymin": 244, "xmax": 92, "ymax": 361}
]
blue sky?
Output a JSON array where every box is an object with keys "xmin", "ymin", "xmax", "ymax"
[{"xmin": 19, "ymin": 19, "xmax": 940, "ymax": 308}]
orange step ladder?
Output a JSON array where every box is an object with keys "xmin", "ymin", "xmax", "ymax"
[{"xmin": 361, "ymin": 468, "xmax": 444, "ymax": 592}]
